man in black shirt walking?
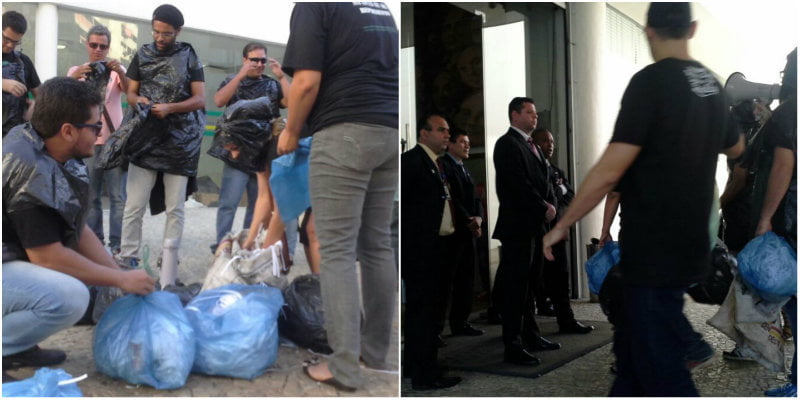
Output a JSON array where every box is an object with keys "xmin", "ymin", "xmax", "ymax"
[{"xmin": 543, "ymin": 3, "xmax": 743, "ymax": 395}]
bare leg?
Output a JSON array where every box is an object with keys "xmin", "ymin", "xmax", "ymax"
[
  {"xmin": 242, "ymin": 170, "xmax": 272, "ymax": 249},
  {"xmin": 303, "ymin": 213, "xmax": 322, "ymax": 274}
]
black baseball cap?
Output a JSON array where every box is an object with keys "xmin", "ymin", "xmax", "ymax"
[{"xmin": 647, "ymin": 2, "xmax": 692, "ymax": 28}]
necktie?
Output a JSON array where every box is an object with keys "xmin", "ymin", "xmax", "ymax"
[
  {"xmin": 436, "ymin": 157, "xmax": 457, "ymax": 234},
  {"xmin": 527, "ymin": 137, "xmax": 541, "ymax": 161}
]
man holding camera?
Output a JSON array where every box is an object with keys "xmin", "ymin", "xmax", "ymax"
[{"xmin": 67, "ymin": 24, "xmax": 128, "ymax": 256}]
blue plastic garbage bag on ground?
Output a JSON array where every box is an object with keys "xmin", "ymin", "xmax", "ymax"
[
  {"xmin": 185, "ymin": 283, "xmax": 284, "ymax": 379},
  {"xmin": 585, "ymin": 241, "xmax": 621, "ymax": 295},
  {"xmin": 93, "ymin": 291, "xmax": 195, "ymax": 390},
  {"xmin": 737, "ymin": 232, "xmax": 797, "ymax": 303},
  {"xmin": 2, "ymin": 368, "xmax": 83, "ymax": 397},
  {"xmin": 270, "ymin": 137, "xmax": 312, "ymax": 223}
]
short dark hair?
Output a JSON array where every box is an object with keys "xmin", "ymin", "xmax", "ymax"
[
  {"xmin": 647, "ymin": 2, "xmax": 692, "ymax": 39},
  {"xmin": 508, "ymin": 97, "xmax": 534, "ymax": 122},
  {"xmin": 242, "ymin": 42, "xmax": 267, "ymax": 58},
  {"xmin": 32, "ymin": 77, "xmax": 103, "ymax": 139},
  {"xmin": 86, "ymin": 24, "xmax": 111, "ymax": 43},
  {"xmin": 3, "ymin": 11, "xmax": 27, "ymax": 34},
  {"xmin": 448, "ymin": 129, "xmax": 468, "ymax": 143},
  {"xmin": 416, "ymin": 114, "xmax": 445, "ymax": 139},
  {"xmin": 152, "ymin": 4, "xmax": 184, "ymax": 29},
  {"xmin": 532, "ymin": 127, "xmax": 551, "ymax": 138},
  {"xmin": 780, "ymin": 47, "xmax": 797, "ymax": 101}
]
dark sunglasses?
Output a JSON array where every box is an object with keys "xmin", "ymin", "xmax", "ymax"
[
  {"xmin": 88, "ymin": 42, "xmax": 109, "ymax": 50},
  {"xmin": 73, "ymin": 122, "xmax": 103, "ymax": 136},
  {"xmin": 2, "ymin": 34, "xmax": 21, "ymax": 46},
  {"xmin": 248, "ymin": 57, "xmax": 268, "ymax": 65}
]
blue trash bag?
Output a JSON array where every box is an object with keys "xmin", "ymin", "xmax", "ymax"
[
  {"xmin": 270, "ymin": 136, "xmax": 312, "ymax": 223},
  {"xmin": 93, "ymin": 291, "xmax": 195, "ymax": 390},
  {"xmin": 185, "ymin": 283, "xmax": 284, "ymax": 379},
  {"xmin": 737, "ymin": 232, "xmax": 797, "ymax": 303},
  {"xmin": 2, "ymin": 368, "xmax": 83, "ymax": 397},
  {"xmin": 585, "ymin": 241, "xmax": 621, "ymax": 295}
]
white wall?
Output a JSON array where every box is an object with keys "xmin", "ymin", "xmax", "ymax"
[{"xmin": 482, "ymin": 21, "xmax": 527, "ymax": 285}]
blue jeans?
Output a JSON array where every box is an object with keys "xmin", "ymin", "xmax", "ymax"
[
  {"xmin": 610, "ymin": 285, "xmax": 699, "ymax": 396},
  {"xmin": 85, "ymin": 145, "xmax": 126, "ymax": 250},
  {"xmin": 214, "ymin": 163, "xmax": 257, "ymax": 245},
  {"xmin": 310, "ymin": 122, "xmax": 398, "ymax": 388},
  {"xmin": 2, "ymin": 261, "xmax": 89, "ymax": 355}
]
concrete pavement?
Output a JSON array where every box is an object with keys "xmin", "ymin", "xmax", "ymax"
[{"xmin": 3, "ymin": 202, "xmax": 399, "ymax": 397}]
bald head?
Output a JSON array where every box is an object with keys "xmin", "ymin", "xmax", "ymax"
[{"xmin": 532, "ymin": 128, "xmax": 554, "ymax": 159}]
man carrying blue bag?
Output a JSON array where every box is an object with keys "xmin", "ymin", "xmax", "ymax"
[
  {"xmin": 543, "ymin": 3, "xmax": 743, "ymax": 395},
  {"xmin": 750, "ymin": 47, "xmax": 797, "ymax": 397},
  {"xmin": 2, "ymin": 77, "xmax": 155, "ymax": 383}
]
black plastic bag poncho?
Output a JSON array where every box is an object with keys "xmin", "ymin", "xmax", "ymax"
[
  {"xmin": 100, "ymin": 42, "xmax": 204, "ymax": 177},
  {"xmin": 2, "ymin": 123, "xmax": 90, "ymax": 250},
  {"xmin": 207, "ymin": 76, "xmax": 282, "ymax": 173},
  {"xmin": 2, "ymin": 51, "xmax": 29, "ymax": 136},
  {"xmin": 84, "ymin": 60, "xmax": 111, "ymax": 100}
]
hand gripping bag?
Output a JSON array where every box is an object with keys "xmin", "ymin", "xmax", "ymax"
[
  {"xmin": 2, "ymin": 368, "xmax": 83, "ymax": 397},
  {"xmin": 93, "ymin": 291, "xmax": 195, "ymax": 390},
  {"xmin": 737, "ymin": 232, "xmax": 797, "ymax": 303},
  {"xmin": 584, "ymin": 241, "xmax": 621, "ymax": 295},
  {"xmin": 185, "ymin": 284, "xmax": 284, "ymax": 379}
]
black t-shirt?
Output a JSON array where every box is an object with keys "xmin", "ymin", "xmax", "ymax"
[
  {"xmin": 611, "ymin": 58, "xmax": 738, "ymax": 287},
  {"xmin": 3, "ymin": 206, "xmax": 68, "ymax": 260},
  {"xmin": 281, "ymin": 2, "xmax": 398, "ymax": 133},
  {"xmin": 760, "ymin": 98, "xmax": 797, "ymax": 239},
  {"xmin": 2, "ymin": 51, "xmax": 41, "ymax": 135},
  {"xmin": 2, "ymin": 51, "xmax": 41, "ymax": 91}
]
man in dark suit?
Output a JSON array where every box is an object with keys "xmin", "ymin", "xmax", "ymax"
[
  {"xmin": 401, "ymin": 114, "xmax": 462, "ymax": 390},
  {"xmin": 492, "ymin": 97, "xmax": 560, "ymax": 366},
  {"xmin": 532, "ymin": 128, "xmax": 594, "ymax": 334},
  {"xmin": 437, "ymin": 130, "xmax": 485, "ymax": 339}
]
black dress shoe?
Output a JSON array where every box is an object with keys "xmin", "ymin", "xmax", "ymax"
[
  {"xmin": 559, "ymin": 320, "xmax": 595, "ymax": 334},
  {"xmin": 537, "ymin": 306, "xmax": 556, "ymax": 317},
  {"xmin": 526, "ymin": 336, "xmax": 561, "ymax": 351},
  {"xmin": 411, "ymin": 376, "xmax": 462, "ymax": 390},
  {"xmin": 436, "ymin": 334, "xmax": 448, "ymax": 348},
  {"xmin": 2, "ymin": 346, "xmax": 66, "ymax": 368},
  {"xmin": 504, "ymin": 347, "xmax": 541, "ymax": 365},
  {"xmin": 487, "ymin": 308, "xmax": 503, "ymax": 324},
  {"xmin": 451, "ymin": 323, "xmax": 485, "ymax": 336}
]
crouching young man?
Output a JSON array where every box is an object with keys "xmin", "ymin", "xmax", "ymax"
[{"xmin": 2, "ymin": 77, "xmax": 155, "ymax": 382}]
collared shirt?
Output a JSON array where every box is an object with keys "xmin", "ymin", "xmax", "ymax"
[
  {"xmin": 420, "ymin": 143, "xmax": 455, "ymax": 236},
  {"xmin": 510, "ymin": 125, "xmax": 541, "ymax": 161},
  {"xmin": 446, "ymin": 152, "xmax": 469, "ymax": 178}
]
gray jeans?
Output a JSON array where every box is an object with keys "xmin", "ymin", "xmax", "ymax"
[
  {"xmin": 119, "ymin": 163, "xmax": 188, "ymax": 262},
  {"xmin": 310, "ymin": 122, "xmax": 398, "ymax": 388}
]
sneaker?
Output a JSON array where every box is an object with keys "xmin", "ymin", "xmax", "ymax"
[
  {"xmin": 722, "ymin": 346, "xmax": 754, "ymax": 361},
  {"xmin": 115, "ymin": 256, "xmax": 139, "ymax": 269},
  {"xmin": 2, "ymin": 345, "xmax": 66, "ymax": 368},
  {"xmin": 765, "ymin": 383, "xmax": 797, "ymax": 397}
]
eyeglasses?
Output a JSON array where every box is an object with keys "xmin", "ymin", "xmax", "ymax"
[
  {"xmin": 152, "ymin": 30, "xmax": 176, "ymax": 39},
  {"xmin": 73, "ymin": 122, "xmax": 103, "ymax": 136},
  {"xmin": 2, "ymin": 34, "xmax": 21, "ymax": 46},
  {"xmin": 248, "ymin": 57, "xmax": 268, "ymax": 65},
  {"xmin": 88, "ymin": 42, "xmax": 109, "ymax": 50}
]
